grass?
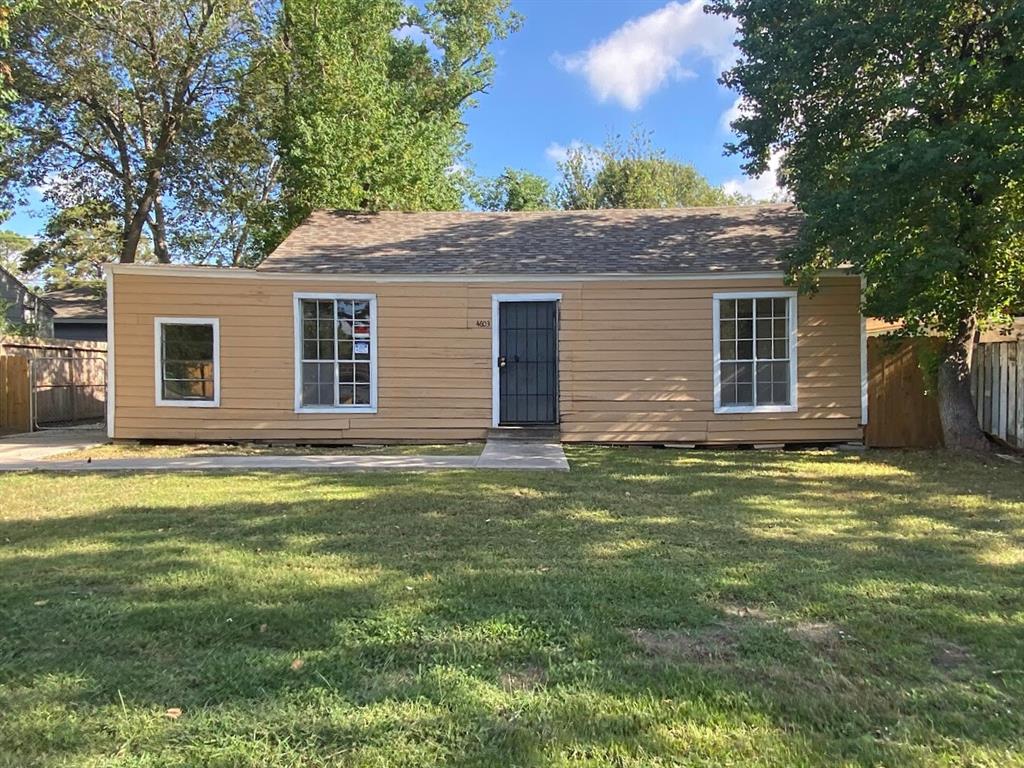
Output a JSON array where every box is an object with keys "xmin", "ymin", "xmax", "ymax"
[
  {"xmin": 49, "ymin": 440, "xmax": 483, "ymax": 461},
  {"xmin": 1, "ymin": 447, "xmax": 1022, "ymax": 767}
]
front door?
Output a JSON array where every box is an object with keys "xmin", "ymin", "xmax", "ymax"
[{"xmin": 498, "ymin": 300, "xmax": 558, "ymax": 425}]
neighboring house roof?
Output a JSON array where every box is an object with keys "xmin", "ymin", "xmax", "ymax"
[
  {"xmin": 0, "ymin": 265, "xmax": 53, "ymax": 314},
  {"xmin": 43, "ymin": 286, "xmax": 107, "ymax": 321},
  {"xmin": 259, "ymin": 205, "xmax": 802, "ymax": 275},
  {"xmin": 1, "ymin": 265, "xmax": 51, "ymax": 306}
]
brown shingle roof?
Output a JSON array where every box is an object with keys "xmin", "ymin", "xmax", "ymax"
[
  {"xmin": 258, "ymin": 205, "xmax": 801, "ymax": 275},
  {"xmin": 42, "ymin": 286, "xmax": 107, "ymax": 320}
]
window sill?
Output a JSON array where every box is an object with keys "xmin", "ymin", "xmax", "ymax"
[
  {"xmin": 156, "ymin": 399, "xmax": 220, "ymax": 408},
  {"xmin": 714, "ymin": 404, "xmax": 798, "ymax": 415},
  {"xmin": 295, "ymin": 406, "xmax": 378, "ymax": 415}
]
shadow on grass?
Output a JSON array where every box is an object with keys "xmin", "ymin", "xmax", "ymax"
[{"xmin": 1, "ymin": 448, "xmax": 1022, "ymax": 765}]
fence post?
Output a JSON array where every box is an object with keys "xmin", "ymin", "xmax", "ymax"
[
  {"xmin": 69, "ymin": 356, "xmax": 77, "ymax": 425},
  {"xmin": 999, "ymin": 342, "xmax": 1007, "ymax": 438},
  {"xmin": 0, "ymin": 356, "xmax": 32, "ymax": 434},
  {"xmin": 975, "ymin": 344, "xmax": 985, "ymax": 425},
  {"xmin": 1017, "ymin": 339, "xmax": 1024, "ymax": 449}
]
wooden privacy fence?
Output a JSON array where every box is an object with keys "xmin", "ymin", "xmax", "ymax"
[
  {"xmin": 0, "ymin": 355, "xmax": 31, "ymax": 435},
  {"xmin": 972, "ymin": 338, "xmax": 1024, "ymax": 450},
  {"xmin": 865, "ymin": 337, "xmax": 944, "ymax": 448},
  {"xmin": 867, "ymin": 331, "xmax": 1024, "ymax": 451},
  {"xmin": 0, "ymin": 335, "xmax": 107, "ymax": 431}
]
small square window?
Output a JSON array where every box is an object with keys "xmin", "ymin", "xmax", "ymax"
[{"xmin": 157, "ymin": 319, "xmax": 218, "ymax": 406}]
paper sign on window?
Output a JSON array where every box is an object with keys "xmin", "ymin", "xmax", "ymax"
[{"xmin": 354, "ymin": 341, "xmax": 369, "ymax": 355}]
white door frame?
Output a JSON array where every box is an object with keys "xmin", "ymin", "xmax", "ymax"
[{"xmin": 490, "ymin": 293, "xmax": 562, "ymax": 428}]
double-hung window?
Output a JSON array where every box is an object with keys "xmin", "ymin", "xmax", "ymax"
[
  {"xmin": 294, "ymin": 294, "xmax": 377, "ymax": 412},
  {"xmin": 713, "ymin": 292, "xmax": 797, "ymax": 413},
  {"xmin": 155, "ymin": 317, "xmax": 220, "ymax": 407}
]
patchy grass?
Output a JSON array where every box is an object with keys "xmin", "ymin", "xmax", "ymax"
[
  {"xmin": 1, "ymin": 447, "xmax": 1022, "ymax": 767},
  {"xmin": 49, "ymin": 440, "xmax": 483, "ymax": 461}
]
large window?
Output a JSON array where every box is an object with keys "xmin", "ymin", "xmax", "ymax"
[
  {"xmin": 154, "ymin": 317, "xmax": 219, "ymax": 407},
  {"xmin": 713, "ymin": 293, "xmax": 797, "ymax": 413},
  {"xmin": 294, "ymin": 294, "xmax": 377, "ymax": 412}
]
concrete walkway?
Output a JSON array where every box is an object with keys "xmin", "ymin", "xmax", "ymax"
[
  {"xmin": 0, "ymin": 435, "xmax": 569, "ymax": 473},
  {"xmin": 476, "ymin": 439, "xmax": 570, "ymax": 471},
  {"xmin": 0, "ymin": 428, "xmax": 106, "ymax": 463}
]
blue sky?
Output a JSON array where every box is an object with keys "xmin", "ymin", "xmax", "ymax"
[
  {"xmin": 5, "ymin": 0, "xmax": 775, "ymax": 239},
  {"xmin": 466, "ymin": 0, "xmax": 772, "ymax": 195}
]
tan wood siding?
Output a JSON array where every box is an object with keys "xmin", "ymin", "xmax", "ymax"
[{"xmin": 110, "ymin": 272, "xmax": 863, "ymax": 444}]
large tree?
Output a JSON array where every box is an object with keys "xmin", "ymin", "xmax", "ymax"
[
  {"xmin": 711, "ymin": 0, "xmax": 1024, "ymax": 451},
  {"xmin": 257, "ymin": 0, "xmax": 519, "ymax": 254},
  {"xmin": 2, "ymin": 1, "xmax": 518, "ymax": 266},
  {"xmin": 556, "ymin": 133, "xmax": 747, "ymax": 210},
  {"xmin": 19, "ymin": 200, "xmax": 153, "ymax": 288},
  {"xmin": 3, "ymin": 0, "xmax": 263, "ymax": 264}
]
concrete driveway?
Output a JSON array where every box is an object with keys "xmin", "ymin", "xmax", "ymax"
[{"xmin": 0, "ymin": 427, "xmax": 106, "ymax": 463}]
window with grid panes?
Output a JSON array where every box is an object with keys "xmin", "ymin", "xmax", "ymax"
[
  {"xmin": 297, "ymin": 297, "xmax": 375, "ymax": 409},
  {"xmin": 156, "ymin": 318, "xmax": 218, "ymax": 405},
  {"xmin": 716, "ymin": 296, "xmax": 794, "ymax": 409}
]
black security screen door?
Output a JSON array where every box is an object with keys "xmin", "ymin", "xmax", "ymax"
[{"xmin": 498, "ymin": 301, "xmax": 558, "ymax": 425}]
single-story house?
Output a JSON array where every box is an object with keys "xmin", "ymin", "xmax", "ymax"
[
  {"xmin": 105, "ymin": 205, "xmax": 867, "ymax": 445},
  {"xmin": 43, "ymin": 285, "xmax": 108, "ymax": 341},
  {"xmin": 1, "ymin": 265, "xmax": 53, "ymax": 336}
]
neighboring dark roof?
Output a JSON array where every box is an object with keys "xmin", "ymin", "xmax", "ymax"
[
  {"xmin": 43, "ymin": 286, "xmax": 107, "ymax": 320},
  {"xmin": 258, "ymin": 205, "xmax": 802, "ymax": 275}
]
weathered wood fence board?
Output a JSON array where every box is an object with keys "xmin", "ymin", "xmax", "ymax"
[
  {"xmin": 972, "ymin": 339, "xmax": 1024, "ymax": 449},
  {"xmin": 865, "ymin": 337, "xmax": 944, "ymax": 448},
  {"xmin": 0, "ymin": 355, "xmax": 31, "ymax": 435}
]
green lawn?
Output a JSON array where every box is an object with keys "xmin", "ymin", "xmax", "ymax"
[{"xmin": 1, "ymin": 448, "xmax": 1022, "ymax": 767}]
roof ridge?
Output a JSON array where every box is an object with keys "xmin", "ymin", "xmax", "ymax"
[{"xmin": 308, "ymin": 204, "xmax": 795, "ymax": 216}]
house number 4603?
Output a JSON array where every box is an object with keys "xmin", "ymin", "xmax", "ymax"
[{"xmin": 475, "ymin": 320, "xmax": 491, "ymax": 328}]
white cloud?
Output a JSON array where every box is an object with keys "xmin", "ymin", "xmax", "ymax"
[
  {"xmin": 544, "ymin": 140, "xmax": 585, "ymax": 164},
  {"xmin": 723, "ymin": 151, "xmax": 787, "ymax": 201},
  {"xmin": 720, "ymin": 95, "xmax": 746, "ymax": 132},
  {"xmin": 544, "ymin": 140, "xmax": 604, "ymax": 173},
  {"xmin": 392, "ymin": 23, "xmax": 427, "ymax": 44},
  {"xmin": 31, "ymin": 171, "xmax": 67, "ymax": 197},
  {"xmin": 555, "ymin": 0, "xmax": 735, "ymax": 110}
]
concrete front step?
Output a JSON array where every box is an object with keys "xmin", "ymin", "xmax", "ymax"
[{"xmin": 486, "ymin": 426, "xmax": 562, "ymax": 442}]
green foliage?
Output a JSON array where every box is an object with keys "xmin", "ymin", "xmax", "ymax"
[
  {"xmin": 476, "ymin": 167, "xmax": 554, "ymax": 211},
  {"xmin": 711, "ymin": 0, "xmax": 1024, "ymax": 339},
  {"xmin": 0, "ymin": 297, "xmax": 37, "ymax": 335},
  {"xmin": 0, "ymin": 228, "xmax": 31, "ymax": 274},
  {"xmin": 3, "ymin": 0, "xmax": 266, "ymax": 263},
  {"xmin": 555, "ymin": 132, "xmax": 748, "ymax": 210},
  {"xmin": 257, "ymin": 0, "xmax": 520, "ymax": 255},
  {"xmin": 0, "ymin": 1, "xmax": 33, "ymax": 161},
  {"xmin": 2, "ymin": 1, "xmax": 518, "ymax": 265},
  {"xmin": 21, "ymin": 201, "xmax": 151, "ymax": 288}
]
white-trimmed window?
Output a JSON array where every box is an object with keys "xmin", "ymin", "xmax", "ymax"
[
  {"xmin": 294, "ymin": 293, "xmax": 377, "ymax": 413},
  {"xmin": 154, "ymin": 317, "xmax": 220, "ymax": 407},
  {"xmin": 713, "ymin": 292, "xmax": 798, "ymax": 413}
]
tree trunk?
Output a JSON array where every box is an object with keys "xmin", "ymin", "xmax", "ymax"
[
  {"xmin": 120, "ymin": 169, "xmax": 163, "ymax": 263},
  {"xmin": 936, "ymin": 317, "xmax": 989, "ymax": 452},
  {"xmin": 152, "ymin": 194, "xmax": 171, "ymax": 263}
]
